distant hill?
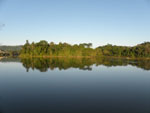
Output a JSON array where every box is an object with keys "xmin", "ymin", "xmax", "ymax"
[
  {"xmin": 137, "ymin": 42, "xmax": 150, "ymax": 47},
  {"xmin": 0, "ymin": 45, "xmax": 22, "ymax": 51}
]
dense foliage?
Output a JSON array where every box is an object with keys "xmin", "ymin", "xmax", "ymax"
[
  {"xmin": 20, "ymin": 40, "xmax": 150, "ymax": 58},
  {"xmin": 98, "ymin": 42, "xmax": 150, "ymax": 58},
  {"xmin": 0, "ymin": 50, "xmax": 20, "ymax": 57},
  {"xmin": 20, "ymin": 40, "xmax": 100, "ymax": 57}
]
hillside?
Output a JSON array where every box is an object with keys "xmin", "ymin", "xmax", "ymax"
[
  {"xmin": 0, "ymin": 45, "xmax": 22, "ymax": 51},
  {"xmin": 97, "ymin": 42, "xmax": 150, "ymax": 58}
]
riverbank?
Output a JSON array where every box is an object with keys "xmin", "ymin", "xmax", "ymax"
[
  {"xmin": 0, "ymin": 57, "xmax": 4, "ymax": 60},
  {"xmin": 19, "ymin": 55, "xmax": 150, "ymax": 60},
  {"xmin": 19, "ymin": 55, "xmax": 94, "ymax": 59}
]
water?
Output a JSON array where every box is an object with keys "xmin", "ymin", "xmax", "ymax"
[{"xmin": 0, "ymin": 57, "xmax": 150, "ymax": 113}]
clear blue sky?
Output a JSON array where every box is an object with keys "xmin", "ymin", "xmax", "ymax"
[{"xmin": 0, "ymin": 0, "xmax": 150, "ymax": 47}]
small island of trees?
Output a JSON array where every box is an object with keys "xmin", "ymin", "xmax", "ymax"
[{"xmin": 20, "ymin": 40, "xmax": 150, "ymax": 58}]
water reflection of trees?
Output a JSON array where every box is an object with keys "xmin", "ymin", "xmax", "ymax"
[
  {"xmin": 20, "ymin": 57, "xmax": 150, "ymax": 72},
  {"xmin": 21, "ymin": 58, "xmax": 94, "ymax": 72}
]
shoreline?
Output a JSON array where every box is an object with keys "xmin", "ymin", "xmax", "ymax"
[{"xmin": 19, "ymin": 55, "xmax": 150, "ymax": 60}]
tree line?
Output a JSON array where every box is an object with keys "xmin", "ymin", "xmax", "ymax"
[
  {"xmin": 20, "ymin": 40, "xmax": 150, "ymax": 58},
  {"xmin": 20, "ymin": 40, "xmax": 101, "ymax": 57}
]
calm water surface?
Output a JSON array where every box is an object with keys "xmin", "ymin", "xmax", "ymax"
[{"xmin": 0, "ymin": 58, "xmax": 150, "ymax": 113}]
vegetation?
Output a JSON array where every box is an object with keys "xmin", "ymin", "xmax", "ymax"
[
  {"xmin": 0, "ymin": 45, "xmax": 22, "ymax": 57},
  {"xmin": 0, "ymin": 45, "xmax": 22, "ymax": 51},
  {"xmin": 20, "ymin": 40, "xmax": 150, "ymax": 58},
  {"xmin": 0, "ymin": 50, "xmax": 20, "ymax": 57},
  {"xmin": 98, "ymin": 42, "xmax": 150, "ymax": 58},
  {"xmin": 20, "ymin": 40, "xmax": 98, "ymax": 57}
]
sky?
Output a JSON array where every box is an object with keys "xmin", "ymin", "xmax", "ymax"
[{"xmin": 0, "ymin": 0, "xmax": 150, "ymax": 47}]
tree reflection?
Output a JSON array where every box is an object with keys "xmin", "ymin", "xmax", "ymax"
[{"xmin": 20, "ymin": 57, "xmax": 150, "ymax": 72}]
